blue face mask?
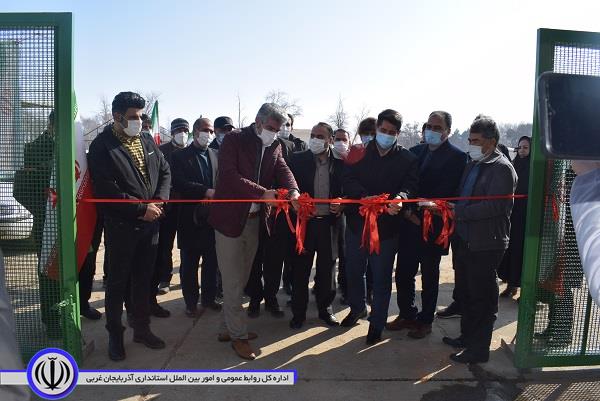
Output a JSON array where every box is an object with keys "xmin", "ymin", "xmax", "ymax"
[
  {"xmin": 360, "ymin": 135, "xmax": 374, "ymax": 145},
  {"xmin": 424, "ymin": 129, "xmax": 443, "ymax": 145},
  {"xmin": 216, "ymin": 132, "xmax": 226, "ymax": 145},
  {"xmin": 375, "ymin": 131, "xmax": 397, "ymax": 150}
]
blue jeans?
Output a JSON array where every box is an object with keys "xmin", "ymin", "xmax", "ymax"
[{"xmin": 345, "ymin": 228, "xmax": 398, "ymax": 331}]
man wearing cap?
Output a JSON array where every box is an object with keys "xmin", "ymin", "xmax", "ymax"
[
  {"xmin": 153, "ymin": 118, "xmax": 189, "ymax": 303},
  {"xmin": 210, "ymin": 116, "xmax": 235, "ymax": 150},
  {"xmin": 88, "ymin": 91, "xmax": 171, "ymax": 361},
  {"xmin": 208, "ymin": 103, "xmax": 299, "ymax": 360},
  {"xmin": 172, "ymin": 117, "xmax": 222, "ymax": 317}
]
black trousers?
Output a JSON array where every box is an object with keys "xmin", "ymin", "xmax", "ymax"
[
  {"xmin": 180, "ymin": 230, "xmax": 218, "ymax": 309},
  {"xmin": 395, "ymin": 219, "xmax": 443, "ymax": 324},
  {"xmin": 291, "ymin": 218, "xmax": 336, "ymax": 320},
  {"xmin": 453, "ymin": 238, "xmax": 504, "ymax": 355},
  {"xmin": 103, "ymin": 218, "xmax": 159, "ymax": 333},
  {"xmin": 154, "ymin": 204, "xmax": 179, "ymax": 284},
  {"xmin": 335, "ymin": 215, "xmax": 347, "ymax": 295},
  {"xmin": 79, "ymin": 214, "xmax": 104, "ymax": 310},
  {"xmin": 246, "ymin": 216, "xmax": 292, "ymax": 305}
]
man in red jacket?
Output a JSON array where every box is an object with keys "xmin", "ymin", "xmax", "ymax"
[{"xmin": 208, "ymin": 103, "xmax": 299, "ymax": 360}]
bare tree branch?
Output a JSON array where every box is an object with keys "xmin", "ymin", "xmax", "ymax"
[
  {"xmin": 327, "ymin": 95, "xmax": 349, "ymax": 130},
  {"xmin": 143, "ymin": 91, "xmax": 161, "ymax": 116},
  {"xmin": 264, "ymin": 89, "xmax": 303, "ymax": 117},
  {"xmin": 237, "ymin": 92, "xmax": 248, "ymax": 128}
]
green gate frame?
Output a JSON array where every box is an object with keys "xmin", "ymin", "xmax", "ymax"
[
  {"xmin": 515, "ymin": 28, "xmax": 600, "ymax": 368},
  {"xmin": 0, "ymin": 13, "xmax": 80, "ymax": 362}
]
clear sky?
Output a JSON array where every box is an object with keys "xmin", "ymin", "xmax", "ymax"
[{"xmin": 4, "ymin": 0, "xmax": 600, "ymax": 132}]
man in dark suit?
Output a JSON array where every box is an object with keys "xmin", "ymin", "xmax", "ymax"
[
  {"xmin": 245, "ymin": 116, "xmax": 299, "ymax": 318},
  {"xmin": 387, "ymin": 111, "xmax": 468, "ymax": 339},
  {"xmin": 287, "ymin": 122, "xmax": 343, "ymax": 329},
  {"xmin": 151, "ymin": 118, "xmax": 188, "ymax": 311},
  {"xmin": 171, "ymin": 117, "xmax": 221, "ymax": 317},
  {"xmin": 88, "ymin": 91, "xmax": 171, "ymax": 361},
  {"xmin": 208, "ymin": 103, "xmax": 299, "ymax": 360}
]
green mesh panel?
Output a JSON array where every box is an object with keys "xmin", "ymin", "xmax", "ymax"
[
  {"xmin": 0, "ymin": 26, "xmax": 64, "ymax": 361},
  {"xmin": 518, "ymin": 34, "xmax": 600, "ymax": 367}
]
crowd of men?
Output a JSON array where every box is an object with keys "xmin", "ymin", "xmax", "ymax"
[{"xmin": 85, "ymin": 91, "xmax": 519, "ymax": 364}]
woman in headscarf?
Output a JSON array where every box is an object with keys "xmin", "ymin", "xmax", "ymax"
[{"xmin": 499, "ymin": 136, "xmax": 531, "ymax": 298}]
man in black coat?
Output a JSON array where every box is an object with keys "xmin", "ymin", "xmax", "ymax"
[
  {"xmin": 387, "ymin": 111, "xmax": 468, "ymax": 339},
  {"xmin": 88, "ymin": 91, "xmax": 171, "ymax": 361},
  {"xmin": 342, "ymin": 109, "xmax": 419, "ymax": 345},
  {"xmin": 287, "ymin": 122, "xmax": 343, "ymax": 329},
  {"xmin": 171, "ymin": 117, "xmax": 221, "ymax": 317},
  {"xmin": 153, "ymin": 118, "xmax": 188, "ymax": 300}
]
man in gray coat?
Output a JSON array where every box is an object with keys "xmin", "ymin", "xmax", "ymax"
[{"xmin": 442, "ymin": 116, "xmax": 517, "ymax": 364}]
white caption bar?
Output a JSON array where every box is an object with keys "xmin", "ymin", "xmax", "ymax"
[{"xmin": 1, "ymin": 371, "xmax": 295, "ymax": 386}]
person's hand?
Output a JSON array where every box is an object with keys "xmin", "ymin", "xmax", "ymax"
[
  {"xmin": 205, "ymin": 189, "xmax": 215, "ymax": 199},
  {"xmin": 386, "ymin": 196, "xmax": 403, "ymax": 215},
  {"xmin": 262, "ymin": 189, "xmax": 278, "ymax": 206},
  {"xmin": 289, "ymin": 190, "xmax": 300, "ymax": 211},
  {"xmin": 140, "ymin": 203, "xmax": 163, "ymax": 222},
  {"xmin": 329, "ymin": 198, "xmax": 344, "ymax": 216}
]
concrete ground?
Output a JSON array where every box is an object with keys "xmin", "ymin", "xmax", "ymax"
[{"xmin": 49, "ymin": 242, "xmax": 600, "ymax": 401}]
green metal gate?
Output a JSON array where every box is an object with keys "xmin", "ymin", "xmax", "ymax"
[
  {"xmin": 0, "ymin": 13, "xmax": 80, "ymax": 363},
  {"xmin": 515, "ymin": 28, "xmax": 600, "ymax": 368}
]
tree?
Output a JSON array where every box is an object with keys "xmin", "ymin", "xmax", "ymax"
[
  {"xmin": 398, "ymin": 121, "xmax": 422, "ymax": 148},
  {"xmin": 352, "ymin": 105, "xmax": 371, "ymax": 143},
  {"xmin": 98, "ymin": 96, "xmax": 112, "ymax": 124},
  {"xmin": 327, "ymin": 95, "xmax": 349, "ymax": 130},
  {"xmin": 264, "ymin": 90, "xmax": 303, "ymax": 117},
  {"xmin": 143, "ymin": 91, "xmax": 160, "ymax": 116},
  {"xmin": 236, "ymin": 92, "xmax": 248, "ymax": 128}
]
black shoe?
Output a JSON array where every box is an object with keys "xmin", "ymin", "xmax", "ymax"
[
  {"xmin": 366, "ymin": 325, "xmax": 382, "ymax": 345},
  {"xmin": 265, "ymin": 303, "xmax": 285, "ymax": 318},
  {"xmin": 500, "ymin": 286, "xmax": 518, "ymax": 298},
  {"xmin": 202, "ymin": 301, "xmax": 223, "ymax": 311},
  {"xmin": 450, "ymin": 349, "xmax": 489, "ymax": 364},
  {"xmin": 436, "ymin": 303, "xmax": 462, "ymax": 319},
  {"xmin": 247, "ymin": 301, "xmax": 260, "ymax": 318},
  {"xmin": 339, "ymin": 296, "xmax": 348, "ymax": 306},
  {"xmin": 289, "ymin": 317, "xmax": 304, "ymax": 329},
  {"xmin": 151, "ymin": 304, "xmax": 171, "ymax": 318},
  {"xmin": 108, "ymin": 328, "xmax": 126, "ymax": 361},
  {"xmin": 443, "ymin": 336, "xmax": 466, "ymax": 349},
  {"xmin": 133, "ymin": 329, "xmax": 166, "ymax": 349},
  {"xmin": 341, "ymin": 309, "xmax": 367, "ymax": 327},
  {"xmin": 81, "ymin": 307, "xmax": 102, "ymax": 320},
  {"xmin": 318, "ymin": 311, "xmax": 340, "ymax": 326}
]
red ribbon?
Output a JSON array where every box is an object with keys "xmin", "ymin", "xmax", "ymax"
[
  {"xmin": 422, "ymin": 200, "xmax": 455, "ymax": 249},
  {"xmin": 358, "ymin": 194, "xmax": 390, "ymax": 254},
  {"xmin": 274, "ymin": 189, "xmax": 296, "ymax": 233},
  {"xmin": 294, "ymin": 193, "xmax": 315, "ymax": 254}
]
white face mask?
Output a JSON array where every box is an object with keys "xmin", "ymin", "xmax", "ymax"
[
  {"xmin": 309, "ymin": 137, "xmax": 327, "ymax": 154},
  {"xmin": 278, "ymin": 127, "xmax": 291, "ymax": 139},
  {"xmin": 468, "ymin": 145, "xmax": 484, "ymax": 161},
  {"xmin": 122, "ymin": 119, "xmax": 142, "ymax": 137},
  {"xmin": 172, "ymin": 132, "xmax": 188, "ymax": 147},
  {"xmin": 195, "ymin": 131, "xmax": 215, "ymax": 148},
  {"xmin": 141, "ymin": 129, "xmax": 151, "ymax": 136},
  {"xmin": 259, "ymin": 128, "xmax": 277, "ymax": 146},
  {"xmin": 333, "ymin": 141, "xmax": 349, "ymax": 155}
]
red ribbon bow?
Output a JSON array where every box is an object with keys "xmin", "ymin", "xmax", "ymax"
[
  {"xmin": 274, "ymin": 189, "xmax": 296, "ymax": 234},
  {"xmin": 422, "ymin": 200, "xmax": 455, "ymax": 249},
  {"xmin": 295, "ymin": 193, "xmax": 316, "ymax": 254},
  {"xmin": 358, "ymin": 194, "xmax": 390, "ymax": 254}
]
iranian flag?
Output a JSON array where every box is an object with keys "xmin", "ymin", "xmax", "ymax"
[
  {"xmin": 45, "ymin": 97, "xmax": 97, "ymax": 279},
  {"xmin": 151, "ymin": 100, "xmax": 161, "ymax": 145}
]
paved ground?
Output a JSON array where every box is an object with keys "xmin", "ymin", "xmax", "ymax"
[{"xmin": 33, "ymin": 242, "xmax": 600, "ymax": 401}]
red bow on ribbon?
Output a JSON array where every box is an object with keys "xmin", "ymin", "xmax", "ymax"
[
  {"xmin": 422, "ymin": 200, "xmax": 455, "ymax": 249},
  {"xmin": 274, "ymin": 189, "xmax": 296, "ymax": 233},
  {"xmin": 358, "ymin": 194, "xmax": 390, "ymax": 254},
  {"xmin": 295, "ymin": 193, "xmax": 315, "ymax": 254}
]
